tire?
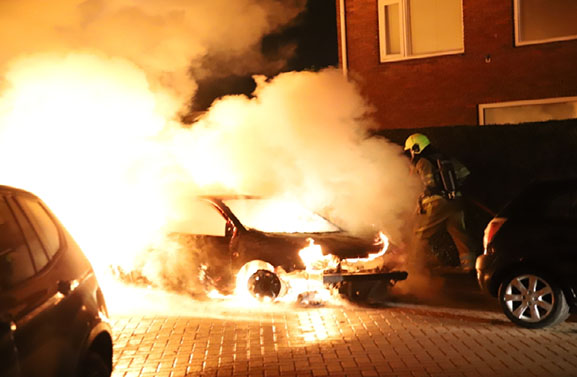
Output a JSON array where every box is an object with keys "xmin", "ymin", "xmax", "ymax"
[
  {"xmin": 498, "ymin": 270, "xmax": 570, "ymax": 329},
  {"xmin": 79, "ymin": 351, "xmax": 111, "ymax": 377}
]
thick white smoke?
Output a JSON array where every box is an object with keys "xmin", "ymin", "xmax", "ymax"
[
  {"xmin": 0, "ymin": 0, "xmax": 306, "ymax": 112},
  {"xmin": 173, "ymin": 68, "xmax": 421, "ymax": 240},
  {"xmin": 0, "ymin": 0, "xmax": 423, "ymax": 310}
]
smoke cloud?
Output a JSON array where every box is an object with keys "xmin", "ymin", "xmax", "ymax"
[
  {"xmin": 172, "ymin": 68, "xmax": 421, "ymax": 240},
  {"xmin": 0, "ymin": 0, "xmax": 423, "ymax": 309},
  {"xmin": 0, "ymin": 0, "xmax": 306, "ymax": 111}
]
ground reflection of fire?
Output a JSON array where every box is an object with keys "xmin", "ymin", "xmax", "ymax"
[{"xmin": 297, "ymin": 311, "xmax": 339, "ymax": 343}]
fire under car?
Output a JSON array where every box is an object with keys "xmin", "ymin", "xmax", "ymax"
[{"xmin": 123, "ymin": 196, "xmax": 408, "ymax": 303}]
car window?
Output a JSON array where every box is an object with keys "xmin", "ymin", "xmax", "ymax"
[
  {"xmin": 223, "ymin": 198, "xmax": 341, "ymax": 233},
  {"xmin": 16, "ymin": 197, "xmax": 61, "ymax": 258},
  {"xmin": 9, "ymin": 197, "xmax": 50, "ymax": 272},
  {"xmin": 168, "ymin": 200, "xmax": 226, "ymax": 236},
  {"xmin": 0, "ymin": 196, "xmax": 35, "ymax": 289}
]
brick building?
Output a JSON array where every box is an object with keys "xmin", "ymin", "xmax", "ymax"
[{"xmin": 336, "ymin": 0, "xmax": 577, "ymax": 129}]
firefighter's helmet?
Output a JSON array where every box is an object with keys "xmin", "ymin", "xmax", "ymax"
[{"xmin": 404, "ymin": 133, "xmax": 430, "ymax": 154}]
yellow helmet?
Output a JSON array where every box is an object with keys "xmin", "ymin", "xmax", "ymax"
[{"xmin": 404, "ymin": 133, "xmax": 430, "ymax": 154}]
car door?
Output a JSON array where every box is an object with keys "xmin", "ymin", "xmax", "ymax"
[
  {"xmin": 0, "ymin": 255, "xmax": 20, "ymax": 377},
  {"xmin": 0, "ymin": 315, "xmax": 20, "ymax": 377},
  {"xmin": 170, "ymin": 199, "xmax": 234, "ymax": 290},
  {"xmin": 2, "ymin": 193, "xmax": 77, "ymax": 377},
  {"xmin": 540, "ymin": 186, "xmax": 577, "ymax": 287},
  {"xmin": 0, "ymin": 193, "xmax": 48, "ymax": 377}
]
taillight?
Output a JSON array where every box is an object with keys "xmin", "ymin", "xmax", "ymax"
[{"xmin": 483, "ymin": 217, "xmax": 507, "ymax": 252}]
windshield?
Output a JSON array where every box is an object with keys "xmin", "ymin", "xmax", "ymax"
[{"xmin": 223, "ymin": 199, "xmax": 340, "ymax": 234}]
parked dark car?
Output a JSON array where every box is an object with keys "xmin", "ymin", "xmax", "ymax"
[
  {"xmin": 476, "ymin": 178, "xmax": 577, "ymax": 328},
  {"xmin": 0, "ymin": 185, "xmax": 113, "ymax": 377},
  {"xmin": 140, "ymin": 195, "xmax": 407, "ymax": 301}
]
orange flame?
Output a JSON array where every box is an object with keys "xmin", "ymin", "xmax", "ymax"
[
  {"xmin": 298, "ymin": 238, "xmax": 339, "ymax": 272},
  {"xmin": 0, "ymin": 53, "xmax": 403, "ymax": 313},
  {"xmin": 234, "ymin": 233, "xmax": 390, "ymax": 305}
]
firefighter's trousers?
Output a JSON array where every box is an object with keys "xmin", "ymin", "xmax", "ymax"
[{"xmin": 413, "ymin": 196, "xmax": 476, "ymax": 269}]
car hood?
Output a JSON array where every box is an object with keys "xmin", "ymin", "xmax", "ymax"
[{"xmin": 254, "ymin": 230, "xmax": 382, "ymax": 259}]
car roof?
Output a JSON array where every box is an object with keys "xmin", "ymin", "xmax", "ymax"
[
  {"xmin": 0, "ymin": 185, "xmax": 37, "ymax": 198},
  {"xmin": 498, "ymin": 177, "xmax": 577, "ymax": 217},
  {"xmin": 522, "ymin": 177, "xmax": 577, "ymax": 193},
  {"xmin": 197, "ymin": 194, "xmax": 262, "ymax": 201}
]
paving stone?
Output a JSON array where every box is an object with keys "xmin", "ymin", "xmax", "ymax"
[{"xmin": 110, "ymin": 305, "xmax": 577, "ymax": 377}]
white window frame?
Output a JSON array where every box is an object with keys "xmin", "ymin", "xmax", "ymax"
[
  {"xmin": 478, "ymin": 96, "xmax": 577, "ymax": 125},
  {"xmin": 378, "ymin": 0, "xmax": 405, "ymax": 61},
  {"xmin": 377, "ymin": 0, "xmax": 464, "ymax": 63},
  {"xmin": 514, "ymin": 0, "xmax": 577, "ymax": 46}
]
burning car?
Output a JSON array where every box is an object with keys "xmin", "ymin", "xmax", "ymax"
[{"xmin": 150, "ymin": 195, "xmax": 408, "ymax": 303}]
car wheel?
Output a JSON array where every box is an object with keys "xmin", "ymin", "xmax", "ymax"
[
  {"xmin": 498, "ymin": 271, "xmax": 570, "ymax": 329},
  {"xmin": 79, "ymin": 351, "xmax": 111, "ymax": 377}
]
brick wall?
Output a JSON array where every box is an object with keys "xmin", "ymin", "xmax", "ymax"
[{"xmin": 341, "ymin": 0, "xmax": 577, "ymax": 129}]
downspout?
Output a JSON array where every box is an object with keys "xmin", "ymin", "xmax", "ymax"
[{"xmin": 338, "ymin": 0, "xmax": 348, "ymax": 77}]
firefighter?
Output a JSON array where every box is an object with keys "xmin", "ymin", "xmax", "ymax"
[{"xmin": 405, "ymin": 133, "xmax": 477, "ymax": 272}]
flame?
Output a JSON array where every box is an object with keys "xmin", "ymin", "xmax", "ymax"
[
  {"xmin": 0, "ymin": 51, "xmax": 408, "ymax": 314},
  {"xmin": 297, "ymin": 232, "xmax": 390, "ymax": 274},
  {"xmin": 223, "ymin": 233, "xmax": 390, "ymax": 306},
  {"xmin": 298, "ymin": 238, "xmax": 339, "ymax": 272},
  {"xmin": 0, "ymin": 54, "xmax": 173, "ymax": 282},
  {"xmin": 344, "ymin": 232, "xmax": 389, "ymax": 261}
]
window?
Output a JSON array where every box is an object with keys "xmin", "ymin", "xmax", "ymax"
[
  {"xmin": 0, "ymin": 197, "xmax": 34, "ymax": 288},
  {"xmin": 479, "ymin": 97, "xmax": 577, "ymax": 125},
  {"xmin": 515, "ymin": 0, "xmax": 577, "ymax": 46},
  {"xmin": 17, "ymin": 197, "xmax": 61, "ymax": 259},
  {"xmin": 378, "ymin": 0, "xmax": 464, "ymax": 62},
  {"xmin": 168, "ymin": 200, "xmax": 226, "ymax": 236},
  {"xmin": 224, "ymin": 199, "xmax": 340, "ymax": 234}
]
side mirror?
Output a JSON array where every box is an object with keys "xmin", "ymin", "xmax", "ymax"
[{"xmin": 57, "ymin": 280, "xmax": 73, "ymax": 295}]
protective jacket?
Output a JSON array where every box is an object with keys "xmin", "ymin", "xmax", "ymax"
[
  {"xmin": 414, "ymin": 151, "xmax": 470, "ymax": 201},
  {"xmin": 411, "ymin": 147, "xmax": 476, "ymax": 270}
]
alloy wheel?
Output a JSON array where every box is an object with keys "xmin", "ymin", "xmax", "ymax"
[{"xmin": 502, "ymin": 274, "xmax": 554, "ymax": 323}]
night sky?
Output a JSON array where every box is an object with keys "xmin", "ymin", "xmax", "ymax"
[{"xmin": 192, "ymin": 0, "xmax": 339, "ymax": 111}]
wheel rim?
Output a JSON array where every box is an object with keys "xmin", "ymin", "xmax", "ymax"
[
  {"xmin": 247, "ymin": 269, "xmax": 282, "ymax": 300},
  {"xmin": 503, "ymin": 274, "xmax": 555, "ymax": 323}
]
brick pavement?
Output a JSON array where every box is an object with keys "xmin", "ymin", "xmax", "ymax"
[{"xmin": 109, "ymin": 301, "xmax": 577, "ymax": 377}]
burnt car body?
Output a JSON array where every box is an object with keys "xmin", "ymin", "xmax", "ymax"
[
  {"xmin": 0, "ymin": 185, "xmax": 113, "ymax": 377},
  {"xmin": 476, "ymin": 178, "xmax": 577, "ymax": 328},
  {"xmin": 170, "ymin": 196, "xmax": 407, "ymax": 301}
]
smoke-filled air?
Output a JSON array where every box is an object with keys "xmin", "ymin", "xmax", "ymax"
[{"xmin": 0, "ymin": 0, "xmax": 422, "ymax": 313}]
